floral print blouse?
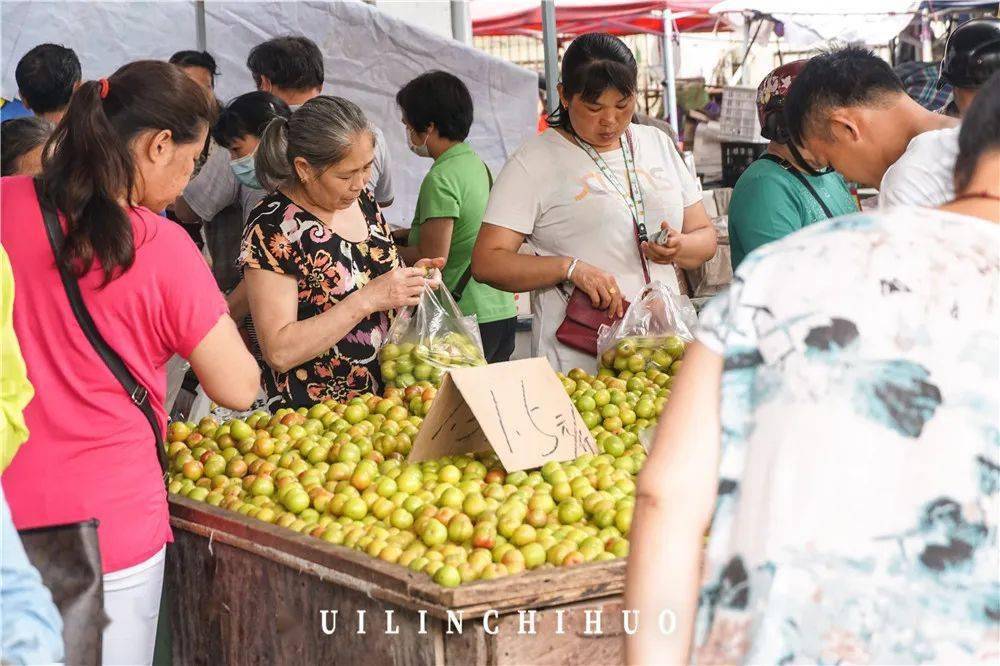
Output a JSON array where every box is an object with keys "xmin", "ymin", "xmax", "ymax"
[
  {"xmin": 693, "ymin": 208, "xmax": 999, "ymax": 664},
  {"xmin": 240, "ymin": 189, "xmax": 400, "ymax": 407}
]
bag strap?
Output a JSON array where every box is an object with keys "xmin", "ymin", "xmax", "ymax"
[
  {"xmin": 759, "ymin": 153, "xmax": 835, "ymax": 219},
  {"xmin": 33, "ymin": 178, "xmax": 168, "ymax": 473},
  {"xmin": 450, "ymin": 162, "xmax": 494, "ymax": 304},
  {"xmin": 623, "ymin": 130, "xmax": 652, "ymax": 285}
]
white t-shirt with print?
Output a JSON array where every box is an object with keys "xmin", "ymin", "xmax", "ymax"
[
  {"xmin": 484, "ymin": 125, "xmax": 702, "ymax": 373},
  {"xmin": 879, "ymin": 126, "xmax": 959, "ymax": 209}
]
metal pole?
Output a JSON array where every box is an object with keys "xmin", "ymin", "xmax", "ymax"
[
  {"xmin": 741, "ymin": 15, "xmax": 752, "ymax": 84},
  {"xmin": 541, "ymin": 0, "xmax": 560, "ymax": 114},
  {"xmin": 920, "ymin": 8, "xmax": 933, "ymax": 62},
  {"xmin": 662, "ymin": 10, "xmax": 679, "ymax": 138},
  {"xmin": 195, "ymin": 0, "xmax": 207, "ymax": 51},
  {"xmin": 451, "ymin": 0, "xmax": 473, "ymax": 45}
]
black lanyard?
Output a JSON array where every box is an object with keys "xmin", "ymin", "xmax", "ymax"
[{"xmin": 759, "ymin": 153, "xmax": 835, "ymax": 219}]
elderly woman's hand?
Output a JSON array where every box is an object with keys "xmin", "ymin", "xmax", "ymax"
[{"xmin": 363, "ymin": 266, "xmax": 435, "ymax": 313}]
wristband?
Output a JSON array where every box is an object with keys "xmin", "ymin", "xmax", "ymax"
[{"xmin": 565, "ymin": 258, "xmax": 580, "ymax": 282}]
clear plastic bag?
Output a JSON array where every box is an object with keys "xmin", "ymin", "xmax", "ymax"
[
  {"xmin": 187, "ymin": 385, "xmax": 272, "ymax": 423},
  {"xmin": 379, "ymin": 270, "xmax": 486, "ymax": 389},
  {"xmin": 596, "ymin": 281, "xmax": 697, "ymax": 377}
]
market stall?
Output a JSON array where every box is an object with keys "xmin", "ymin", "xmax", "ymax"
[
  {"xmin": 168, "ymin": 495, "xmax": 628, "ymax": 665},
  {"xmin": 471, "ymin": 0, "xmax": 721, "ymax": 35},
  {"xmin": 161, "ymin": 312, "xmax": 692, "ymax": 663}
]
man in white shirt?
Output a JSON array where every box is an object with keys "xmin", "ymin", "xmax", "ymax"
[
  {"xmin": 173, "ymin": 36, "xmax": 394, "ymax": 278},
  {"xmin": 784, "ymin": 46, "xmax": 956, "ymax": 196},
  {"xmin": 878, "ymin": 126, "xmax": 961, "ymax": 208},
  {"xmin": 880, "ymin": 18, "xmax": 1000, "ymax": 208}
]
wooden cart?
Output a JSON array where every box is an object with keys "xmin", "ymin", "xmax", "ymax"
[{"xmin": 167, "ymin": 495, "xmax": 629, "ymax": 665}]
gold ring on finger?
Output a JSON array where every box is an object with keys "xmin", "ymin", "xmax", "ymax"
[{"xmin": 609, "ymin": 288, "xmax": 617, "ymax": 295}]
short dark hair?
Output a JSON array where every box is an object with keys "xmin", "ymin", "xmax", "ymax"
[
  {"xmin": 785, "ymin": 45, "xmax": 905, "ymax": 144},
  {"xmin": 548, "ymin": 32, "xmax": 638, "ymax": 132},
  {"xmin": 954, "ymin": 70, "xmax": 1000, "ymax": 192},
  {"xmin": 1, "ymin": 116, "xmax": 53, "ymax": 175},
  {"xmin": 212, "ymin": 91, "xmax": 291, "ymax": 148},
  {"xmin": 169, "ymin": 50, "xmax": 219, "ymax": 85},
  {"xmin": 15, "ymin": 43, "xmax": 82, "ymax": 115},
  {"xmin": 246, "ymin": 36, "xmax": 323, "ymax": 91},
  {"xmin": 396, "ymin": 71, "xmax": 474, "ymax": 141}
]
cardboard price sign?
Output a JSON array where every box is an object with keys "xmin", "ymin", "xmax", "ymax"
[{"xmin": 408, "ymin": 358, "xmax": 597, "ymax": 471}]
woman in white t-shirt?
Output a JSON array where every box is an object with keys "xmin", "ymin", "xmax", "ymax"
[{"xmin": 472, "ymin": 33, "xmax": 717, "ymax": 372}]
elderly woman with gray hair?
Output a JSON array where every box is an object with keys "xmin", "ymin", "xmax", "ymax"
[{"xmin": 241, "ymin": 95, "xmax": 441, "ymax": 407}]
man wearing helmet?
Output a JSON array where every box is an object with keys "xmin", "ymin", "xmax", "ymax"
[
  {"xmin": 880, "ymin": 17, "xmax": 1000, "ymax": 208},
  {"xmin": 727, "ymin": 61, "xmax": 858, "ymax": 270}
]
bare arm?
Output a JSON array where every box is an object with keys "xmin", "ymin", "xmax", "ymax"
[
  {"xmin": 471, "ymin": 223, "xmax": 563, "ymax": 293},
  {"xmin": 246, "ymin": 264, "xmax": 436, "ymax": 374},
  {"xmin": 397, "ymin": 218, "xmax": 453, "ymax": 267},
  {"xmin": 246, "ymin": 269, "xmax": 373, "ymax": 374},
  {"xmin": 472, "ymin": 223, "xmax": 626, "ymax": 317},
  {"xmin": 391, "ymin": 227, "xmax": 410, "ymax": 246},
  {"xmin": 643, "ymin": 202, "xmax": 718, "ymax": 270},
  {"xmin": 226, "ymin": 280, "xmax": 249, "ymax": 323},
  {"xmin": 625, "ymin": 341, "xmax": 723, "ymax": 665},
  {"xmin": 171, "ymin": 195, "xmax": 202, "ymax": 226},
  {"xmin": 186, "ymin": 315, "xmax": 261, "ymax": 411}
]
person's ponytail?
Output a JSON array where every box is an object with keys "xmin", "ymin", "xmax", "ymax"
[
  {"xmin": 254, "ymin": 96, "xmax": 371, "ymax": 194},
  {"xmin": 42, "ymin": 79, "xmax": 135, "ymax": 285},
  {"xmin": 39, "ymin": 60, "xmax": 216, "ymax": 287},
  {"xmin": 254, "ymin": 115, "xmax": 292, "ymax": 193}
]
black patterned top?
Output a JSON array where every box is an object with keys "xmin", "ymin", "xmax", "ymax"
[{"xmin": 240, "ymin": 189, "xmax": 399, "ymax": 407}]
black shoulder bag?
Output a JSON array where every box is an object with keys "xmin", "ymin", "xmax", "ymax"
[
  {"xmin": 17, "ymin": 520, "xmax": 107, "ymax": 666},
  {"xmin": 760, "ymin": 153, "xmax": 835, "ymax": 218},
  {"xmin": 32, "ymin": 179, "xmax": 168, "ymax": 472},
  {"xmin": 449, "ymin": 162, "xmax": 494, "ymax": 303}
]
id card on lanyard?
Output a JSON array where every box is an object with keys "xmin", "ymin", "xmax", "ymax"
[{"xmin": 573, "ymin": 129, "xmax": 651, "ymax": 283}]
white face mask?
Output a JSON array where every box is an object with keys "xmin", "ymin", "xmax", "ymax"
[
  {"xmin": 406, "ymin": 126, "xmax": 431, "ymax": 158},
  {"xmin": 229, "ymin": 152, "xmax": 261, "ymax": 189}
]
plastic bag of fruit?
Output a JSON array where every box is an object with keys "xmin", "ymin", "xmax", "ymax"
[
  {"xmin": 379, "ymin": 270, "xmax": 486, "ymax": 389},
  {"xmin": 596, "ymin": 281, "xmax": 697, "ymax": 378}
]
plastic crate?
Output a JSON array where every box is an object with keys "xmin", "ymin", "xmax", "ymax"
[
  {"xmin": 719, "ymin": 86, "xmax": 766, "ymax": 143},
  {"xmin": 721, "ymin": 141, "xmax": 767, "ymax": 187}
]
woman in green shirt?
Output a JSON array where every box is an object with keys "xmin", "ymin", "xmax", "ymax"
[
  {"xmin": 395, "ymin": 71, "xmax": 517, "ymax": 362},
  {"xmin": 729, "ymin": 61, "xmax": 858, "ymax": 270}
]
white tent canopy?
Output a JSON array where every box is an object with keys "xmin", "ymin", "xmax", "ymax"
[
  {"xmin": 710, "ymin": 0, "xmax": 922, "ymax": 48},
  {"xmin": 1, "ymin": 0, "xmax": 538, "ymax": 227}
]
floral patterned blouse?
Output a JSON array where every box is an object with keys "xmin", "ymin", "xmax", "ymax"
[
  {"xmin": 240, "ymin": 189, "xmax": 400, "ymax": 407},
  {"xmin": 693, "ymin": 208, "xmax": 999, "ymax": 664}
]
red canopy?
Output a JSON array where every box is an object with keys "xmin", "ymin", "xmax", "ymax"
[{"xmin": 471, "ymin": 1, "xmax": 722, "ymax": 37}]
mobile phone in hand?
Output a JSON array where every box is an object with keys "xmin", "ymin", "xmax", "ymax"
[{"xmin": 655, "ymin": 227, "xmax": 671, "ymax": 245}]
